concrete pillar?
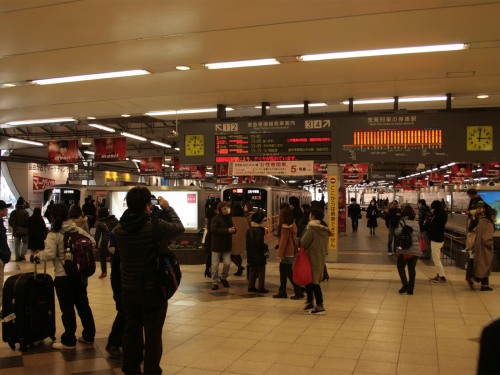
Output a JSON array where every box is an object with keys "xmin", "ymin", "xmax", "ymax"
[{"xmin": 326, "ymin": 163, "xmax": 343, "ymax": 262}]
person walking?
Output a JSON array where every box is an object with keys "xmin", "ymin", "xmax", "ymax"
[
  {"xmin": 230, "ymin": 205, "xmax": 248, "ymax": 276},
  {"xmin": 467, "ymin": 202, "xmax": 496, "ymax": 291},
  {"xmin": 203, "ymin": 205, "xmax": 216, "ymax": 278},
  {"xmin": 246, "ymin": 212, "xmax": 269, "ymax": 293},
  {"xmin": 210, "ymin": 201, "xmax": 236, "ymax": 290},
  {"xmin": 69, "ymin": 204, "xmax": 90, "ymax": 233},
  {"xmin": 8, "ymin": 197, "xmax": 30, "ymax": 261},
  {"xmin": 82, "ymin": 197, "xmax": 96, "ymax": 229},
  {"xmin": 366, "ymin": 199, "xmax": 379, "ymax": 236},
  {"xmin": 395, "ymin": 205, "xmax": 420, "ymax": 295},
  {"xmin": 417, "ymin": 199, "xmax": 432, "ymax": 259},
  {"xmin": 425, "ymin": 200, "xmax": 448, "ymax": 283},
  {"xmin": 0, "ymin": 200, "xmax": 13, "ymax": 314},
  {"xmin": 94, "ymin": 207, "xmax": 119, "ymax": 279},
  {"xmin": 385, "ymin": 201, "xmax": 401, "ymax": 255},
  {"xmin": 274, "ymin": 206, "xmax": 304, "ymax": 299},
  {"xmin": 34, "ymin": 204, "xmax": 97, "ymax": 349},
  {"xmin": 347, "ymin": 198, "xmax": 361, "ymax": 232},
  {"xmin": 302, "ymin": 206, "xmax": 329, "ymax": 315},
  {"xmin": 113, "ymin": 187, "xmax": 184, "ymax": 374},
  {"xmin": 26, "ymin": 207, "xmax": 47, "ymax": 263}
]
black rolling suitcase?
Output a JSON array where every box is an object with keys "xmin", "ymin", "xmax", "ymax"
[{"xmin": 2, "ymin": 262, "xmax": 56, "ymax": 351}]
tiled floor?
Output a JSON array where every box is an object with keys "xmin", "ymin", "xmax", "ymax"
[{"xmin": 1, "ymin": 220, "xmax": 498, "ymax": 374}]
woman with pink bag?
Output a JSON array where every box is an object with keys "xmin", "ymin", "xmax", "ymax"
[{"xmin": 300, "ymin": 206, "xmax": 329, "ymax": 315}]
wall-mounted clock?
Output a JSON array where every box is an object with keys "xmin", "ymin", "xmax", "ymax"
[
  {"xmin": 185, "ymin": 134, "xmax": 205, "ymax": 156},
  {"xmin": 467, "ymin": 125, "xmax": 493, "ymax": 151}
]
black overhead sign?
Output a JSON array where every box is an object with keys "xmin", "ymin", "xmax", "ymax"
[{"xmin": 178, "ymin": 109, "xmax": 500, "ymax": 165}]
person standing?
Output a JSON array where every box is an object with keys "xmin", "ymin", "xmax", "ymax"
[
  {"xmin": 44, "ymin": 200, "xmax": 54, "ymax": 223},
  {"xmin": 274, "ymin": 206, "xmax": 304, "ymax": 299},
  {"xmin": 246, "ymin": 212, "xmax": 269, "ymax": 293},
  {"xmin": 347, "ymin": 198, "xmax": 361, "ymax": 232},
  {"xmin": 94, "ymin": 207, "xmax": 119, "ymax": 279},
  {"xmin": 69, "ymin": 204, "xmax": 90, "ymax": 233},
  {"xmin": 417, "ymin": 199, "xmax": 432, "ymax": 259},
  {"xmin": 385, "ymin": 201, "xmax": 401, "ymax": 255},
  {"xmin": 289, "ymin": 196, "xmax": 303, "ymax": 224},
  {"xmin": 243, "ymin": 203, "xmax": 254, "ymax": 226},
  {"xmin": 82, "ymin": 198, "xmax": 96, "ymax": 229},
  {"xmin": 210, "ymin": 201, "xmax": 236, "ymax": 290},
  {"xmin": 425, "ymin": 200, "xmax": 448, "ymax": 283},
  {"xmin": 0, "ymin": 200, "xmax": 13, "ymax": 314},
  {"xmin": 297, "ymin": 203, "xmax": 311, "ymax": 238},
  {"xmin": 467, "ymin": 202, "xmax": 496, "ymax": 291},
  {"xmin": 396, "ymin": 205, "xmax": 420, "ymax": 295},
  {"xmin": 466, "ymin": 188, "xmax": 484, "ymax": 232},
  {"xmin": 34, "ymin": 204, "xmax": 96, "ymax": 349},
  {"xmin": 230, "ymin": 205, "xmax": 248, "ymax": 276},
  {"xmin": 302, "ymin": 206, "xmax": 329, "ymax": 315},
  {"xmin": 26, "ymin": 207, "xmax": 47, "ymax": 263},
  {"xmin": 8, "ymin": 197, "xmax": 30, "ymax": 261},
  {"xmin": 366, "ymin": 199, "xmax": 379, "ymax": 236},
  {"xmin": 203, "ymin": 205, "xmax": 216, "ymax": 278},
  {"xmin": 113, "ymin": 188, "xmax": 184, "ymax": 374}
]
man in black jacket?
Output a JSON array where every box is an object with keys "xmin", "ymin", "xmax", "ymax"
[
  {"xmin": 347, "ymin": 198, "xmax": 361, "ymax": 232},
  {"xmin": 0, "ymin": 200, "xmax": 13, "ymax": 314},
  {"xmin": 114, "ymin": 187, "xmax": 184, "ymax": 375}
]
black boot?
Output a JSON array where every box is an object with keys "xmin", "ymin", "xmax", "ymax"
[{"xmin": 234, "ymin": 266, "xmax": 245, "ymax": 276}]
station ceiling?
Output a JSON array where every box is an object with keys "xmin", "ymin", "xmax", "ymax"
[{"xmin": 1, "ymin": 0, "xmax": 500, "ymax": 180}]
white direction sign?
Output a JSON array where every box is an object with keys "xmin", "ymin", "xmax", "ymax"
[{"xmin": 228, "ymin": 160, "xmax": 314, "ymax": 176}]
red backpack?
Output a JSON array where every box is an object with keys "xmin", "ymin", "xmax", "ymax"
[{"xmin": 62, "ymin": 232, "xmax": 96, "ymax": 278}]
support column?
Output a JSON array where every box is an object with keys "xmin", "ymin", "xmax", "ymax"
[{"xmin": 326, "ymin": 163, "xmax": 343, "ymax": 262}]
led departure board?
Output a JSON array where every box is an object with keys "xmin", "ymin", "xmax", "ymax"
[
  {"xmin": 343, "ymin": 129, "xmax": 443, "ymax": 150},
  {"xmin": 215, "ymin": 132, "xmax": 331, "ymax": 162}
]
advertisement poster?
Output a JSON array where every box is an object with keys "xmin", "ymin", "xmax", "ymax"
[
  {"xmin": 338, "ymin": 186, "xmax": 346, "ymax": 233},
  {"xmin": 328, "ymin": 175, "xmax": 338, "ymax": 256},
  {"xmin": 94, "ymin": 137, "xmax": 127, "ymax": 162},
  {"xmin": 48, "ymin": 140, "xmax": 78, "ymax": 164},
  {"xmin": 139, "ymin": 157, "xmax": 163, "ymax": 175},
  {"xmin": 450, "ymin": 163, "xmax": 472, "ymax": 184},
  {"xmin": 343, "ymin": 163, "xmax": 368, "ymax": 185}
]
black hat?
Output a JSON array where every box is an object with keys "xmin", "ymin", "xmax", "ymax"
[
  {"xmin": 251, "ymin": 212, "xmax": 265, "ymax": 224},
  {"xmin": 0, "ymin": 200, "xmax": 12, "ymax": 210},
  {"xmin": 16, "ymin": 197, "xmax": 25, "ymax": 207}
]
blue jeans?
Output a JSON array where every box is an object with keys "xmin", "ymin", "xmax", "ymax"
[
  {"xmin": 211, "ymin": 252, "xmax": 231, "ymax": 284},
  {"xmin": 387, "ymin": 229, "xmax": 398, "ymax": 253}
]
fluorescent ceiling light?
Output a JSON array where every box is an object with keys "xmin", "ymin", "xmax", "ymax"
[
  {"xmin": 4, "ymin": 117, "xmax": 76, "ymax": 126},
  {"xmin": 276, "ymin": 103, "xmax": 327, "ymax": 108},
  {"xmin": 121, "ymin": 114, "xmax": 131, "ymax": 117},
  {"xmin": 32, "ymin": 69, "xmax": 150, "ymax": 85},
  {"xmin": 83, "ymin": 150, "xmax": 95, "ymax": 155},
  {"xmin": 176, "ymin": 65, "xmax": 191, "ymax": 71},
  {"xmin": 2, "ymin": 83, "xmax": 16, "ymax": 88},
  {"xmin": 174, "ymin": 146, "xmax": 180, "ymax": 151},
  {"xmin": 146, "ymin": 107, "xmax": 234, "ymax": 116},
  {"xmin": 121, "ymin": 132, "xmax": 147, "ymax": 141},
  {"xmin": 8, "ymin": 138, "xmax": 44, "ymax": 146},
  {"xmin": 87, "ymin": 116, "xmax": 96, "ymax": 120},
  {"xmin": 477, "ymin": 94, "xmax": 489, "ymax": 99},
  {"xmin": 88, "ymin": 123, "xmax": 115, "ymax": 132},
  {"xmin": 299, "ymin": 43, "xmax": 468, "ymax": 61},
  {"xmin": 204, "ymin": 58, "xmax": 279, "ymax": 70},
  {"xmin": 341, "ymin": 96, "xmax": 448, "ymax": 105},
  {"xmin": 151, "ymin": 140, "xmax": 172, "ymax": 148},
  {"xmin": 132, "ymin": 159, "xmax": 140, "ymax": 163}
]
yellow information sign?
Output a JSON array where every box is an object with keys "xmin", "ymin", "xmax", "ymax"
[{"xmin": 328, "ymin": 175, "xmax": 338, "ymax": 251}]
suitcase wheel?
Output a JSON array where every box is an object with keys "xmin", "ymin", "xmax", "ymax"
[{"xmin": 8, "ymin": 341, "xmax": 16, "ymax": 350}]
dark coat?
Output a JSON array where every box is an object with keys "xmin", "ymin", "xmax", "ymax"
[
  {"xmin": 26, "ymin": 214, "xmax": 47, "ymax": 250},
  {"xmin": 366, "ymin": 204, "xmax": 379, "ymax": 228},
  {"xmin": 246, "ymin": 225, "xmax": 267, "ymax": 266},
  {"xmin": 114, "ymin": 207, "xmax": 184, "ymax": 291},
  {"xmin": 210, "ymin": 214, "xmax": 233, "ymax": 253},
  {"xmin": 8, "ymin": 207, "xmax": 29, "ymax": 237},
  {"xmin": 0, "ymin": 220, "xmax": 10, "ymax": 264},
  {"xmin": 94, "ymin": 215, "xmax": 119, "ymax": 254},
  {"xmin": 348, "ymin": 203, "xmax": 361, "ymax": 219},
  {"xmin": 424, "ymin": 211, "xmax": 447, "ymax": 242}
]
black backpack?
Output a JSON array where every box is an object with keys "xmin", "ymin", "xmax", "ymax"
[
  {"xmin": 397, "ymin": 219, "xmax": 413, "ymax": 249},
  {"xmin": 62, "ymin": 231, "xmax": 96, "ymax": 278}
]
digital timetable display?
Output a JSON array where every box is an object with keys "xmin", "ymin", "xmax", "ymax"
[
  {"xmin": 343, "ymin": 129, "xmax": 443, "ymax": 150},
  {"xmin": 215, "ymin": 132, "xmax": 331, "ymax": 162}
]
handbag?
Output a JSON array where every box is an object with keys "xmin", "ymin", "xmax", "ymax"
[
  {"xmin": 293, "ymin": 247, "xmax": 313, "ymax": 286},
  {"xmin": 418, "ymin": 233, "xmax": 427, "ymax": 253}
]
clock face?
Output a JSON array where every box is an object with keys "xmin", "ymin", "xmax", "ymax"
[
  {"xmin": 467, "ymin": 126, "xmax": 493, "ymax": 151},
  {"xmin": 185, "ymin": 134, "xmax": 205, "ymax": 156}
]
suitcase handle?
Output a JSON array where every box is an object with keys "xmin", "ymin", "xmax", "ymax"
[{"xmin": 34, "ymin": 260, "xmax": 47, "ymax": 277}]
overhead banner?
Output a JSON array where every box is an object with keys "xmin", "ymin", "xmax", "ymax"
[
  {"xmin": 48, "ymin": 140, "xmax": 78, "ymax": 164},
  {"xmin": 228, "ymin": 160, "xmax": 314, "ymax": 176},
  {"xmin": 94, "ymin": 137, "xmax": 127, "ymax": 162},
  {"xmin": 69, "ymin": 170, "xmax": 95, "ymax": 181},
  {"xmin": 140, "ymin": 157, "xmax": 163, "ymax": 175}
]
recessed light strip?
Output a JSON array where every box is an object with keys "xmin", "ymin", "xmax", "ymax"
[
  {"xmin": 32, "ymin": 69, "xmax": 150, "ymax": 85},
  {"xmin": 300, "ymin": 43, "xmax": 468, "ymax": 61},
  {"xmin": 4, "ymin": 117, "xmax": 76, "ymax": 126},
  {"xmin": 341, "ymin": 96, "xmax": 448, "ymax": 105},
  {"xmin": 204, "ymin": 58, "xmax": 279, "ymax": 70},
  {"xmin": 276, "ymin": 103, "xmax": 327, "ymax": 109},
  {"xmin": 121, "ymin": 132, "xmax": 147, "ymax": 141},
  {"xmin": 151, "ymin": 140, "xmax": 172, "ymax": 148},
  {"xmin": 146, "ymin": 107, "xmax": 234, "ymax": 116},
  {"xmin": 88, "ymin": 123, "xmax": 116, "ymax": 132},
  {"xmin": 8, "ymin": 138, "xmax": 44, "ymax": 146}
]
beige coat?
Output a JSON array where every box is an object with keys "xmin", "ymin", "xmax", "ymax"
[
  {"xmin": 300, "ymin": 220, "xmax": 328, "ymax": 284},
  {"xmin": 277, "ymin": 223, "xmax": 298, "ymax": 258},
  {"xmin": 231, "ymin": 216, "xmax": 249, "ymax": 256},
  {"xmin": 472, "ymin": 216, "xmax": 495, "ymax": 278},
  {"xmin": 70, "ymin": 216, "xmax": 89, "ymax": 234}
]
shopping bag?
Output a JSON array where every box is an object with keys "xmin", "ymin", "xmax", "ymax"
[
  {"xmin": 419, "ymin": 234, "xmax": 427, "ymax": 254},
  {"xmin": 293, "ymin": 247, "xmax": 313, "ymax": 286}
]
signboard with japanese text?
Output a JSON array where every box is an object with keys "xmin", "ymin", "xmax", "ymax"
[
  {"xmin": 69, "ymin": 170, "xmax": 95, "ymax": 181},
  {"xmin": 27, "ymin": 163, "xmax": 69, "ymax": 208},
  {"xmin": 94, "ymin": 137, "xmax": 127, "ymax": 162},
  {"xmin": 328, "ymin": 175, "xmax": 338, "ymax": 253},
  {"xmin": 48, "ymin": 140, "xmax": 78, "ymax": 164},
  {"xmin": 32, "ymin": 175, "xmax": 55, "ymax": 191},
  {"xmin": 228, "ymin": 160, "xmax": 314, "ymax": 176},
  {"xmin": 338, "ymin": 186, "xmax": 346, "ymax": 233}
]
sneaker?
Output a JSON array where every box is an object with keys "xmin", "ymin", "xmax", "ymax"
[
  {"xmin": 481, "ymin": 286, "xmax": 493, "ymax": 291},
  {"xmin": 304, "ymin": 302, "xmax": 314, "ymax": 311},
  {"xmin": 309, "ymin": 306, "xmax": 326, "ymax": 315},
  {"xmin": 273, "ymin": 293, "xmax": 288, "ymax": 299},
  {"xmin": 105, "ymin": 344, "xmax": 121, "ymax": 358},
  {"xmin": 387, "ymin": 252, "xmax": 394, "ymax": 256},
  {"xmin": 78, "ymin": 336, "xmax": 94, "ymax": 344},
  {"xmin": 52, "ymin": 342, "xmax": 76, "ymax": 350},
  {"xmin": 290, "ymin": 294, "xmax": 305, "ymax": 300},
  {"xmin": 220, "ymin": 278, "xmax": 230, "ymax": 288},
  {"xmin": 430, "ymin": 275, "xmax": 446, "ymax": 283},
  {"xmin": 211, "ymin": 284, "xmax": 219, "ymax": 291}
]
